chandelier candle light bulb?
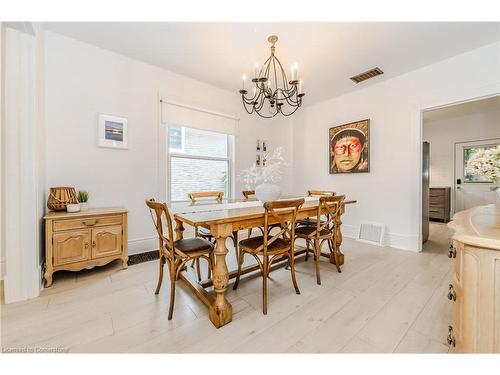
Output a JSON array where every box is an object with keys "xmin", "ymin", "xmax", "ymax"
[{"xmin": 241, "ymin": 74, "xmax": 246, "ymax": 90}]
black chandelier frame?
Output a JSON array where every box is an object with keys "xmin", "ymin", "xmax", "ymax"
[{"xmin": 239, "ymin": 35, "xmax": 305, "ymax": 118}]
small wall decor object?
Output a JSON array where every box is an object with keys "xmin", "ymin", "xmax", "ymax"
[
  {"xmin": 256, "ymin": 139, "xmax": 261, "ymax": 151},
  {"xmin": 98, "ymin": 114, "xmax": 128, "ymax": 149},
  {"xmin": 256, "ymin": 154, "xmax": 261, "ymax": 166},
  {"xmin": 329, "ymin": 119, "xmax": 370, "ymax": 174},
  {"xmin": 47, "ymin": 187, "xmax": 78, "ymax": 211},
  {"xmin": 262, "ymin": 140, "xmax": 267, "ymax": 152},
  {"xmin": 77, "ymin": 190, "xmax": 89, "ymax": 211}
]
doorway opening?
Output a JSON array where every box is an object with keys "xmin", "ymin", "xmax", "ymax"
[{"xmin": 421, "ymin": 95, "xmax": 500, "ymax": 247}]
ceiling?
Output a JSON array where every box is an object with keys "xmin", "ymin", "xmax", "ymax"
[{"xmin": 43, "ymin": 22, "xmax": 500, "ymax": 105}]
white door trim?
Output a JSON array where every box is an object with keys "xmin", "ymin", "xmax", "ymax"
[{"xmin": 418, "ymin": 90, "xmax": 500, "ymax": 252}]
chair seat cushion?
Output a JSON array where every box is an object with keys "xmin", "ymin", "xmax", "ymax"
[
  {"xmin": 174, "ymin": 237, "xmax": 214, "ymax": 253},
  {"xmin": 239, "ymin": 236, "xmax": 291, "ymax": 255},
  {"xmin": 297, "ymin": 218, "xmax": 322, "ymax": 226},
  {"xmin": 198, "ymin": 227, "xmax": 213, "ymax": 237},
  {"xmin": 295, "ymin": 226, "xmax": 331, "ymax": 237}
]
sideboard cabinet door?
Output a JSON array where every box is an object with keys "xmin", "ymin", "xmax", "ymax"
[
  {"xmin": 53, "ymin": 229, "xmax": 91, "ymax": 266},
  {"xmin": 91, "ymin": 225, "xmax": 123, "ymax": 259}
]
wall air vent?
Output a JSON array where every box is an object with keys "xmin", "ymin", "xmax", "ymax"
[
  {"xmin": 357, "ymin": 222, "xmax": 386, "ymax": 247},
  {"xmin": 350, "ymin": 67, "xmax": 384, "ymax": 83}
]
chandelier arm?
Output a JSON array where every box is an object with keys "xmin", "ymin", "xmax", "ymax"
[
  {"xmin": 284, "ymin": 93, "xmax": 300, "ymax": 106},
  {"xmin": 272, "ymin": 57, "xmax": 278, "ymax": 98},
  {"xmin": 279, "ymin": 104, "xmax": 300, "ymax": 117},
  {"xmin": 255, "ymin": 94, "xmax": 266, "ymax": 112},
  {"xmin": 275, "ymin": 55, "xmax": 289, "ymax": 91},
  {"xmin": 241, "ymin": 98, "xmax": 254, "ymax": 115},
  {"xmin": 282, "ymin": 86, "xmax": 297, "ymax": 101},
  {"xmin": 259, "ymin": 55, "xmax": 272, "ymax": 78}
]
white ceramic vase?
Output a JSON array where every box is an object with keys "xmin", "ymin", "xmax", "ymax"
[
  {"xmin": 255, "ymin": 183, "xmax": 281, "ymax": 202},
  {"xmin": 80, "ymin": 202, "xmax": 88, "ymax": 211},
  {"xmin": 66, "ymin": 203, "xmax": 81, "ymax": 213}
]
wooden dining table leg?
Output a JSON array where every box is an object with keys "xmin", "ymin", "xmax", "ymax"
[
  {"xmin": 209, "ymin": 223, "xmax": 233, "ymax": 328},
  {"xmin": 332, "ymin": 205, "xmax": 345, "ymax": 267}
]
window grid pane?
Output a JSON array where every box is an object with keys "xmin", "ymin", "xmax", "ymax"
[
  {"xmin": 169, "ymin": 125, "xmax": 228, "ymax": 158},
  {"xmin": 170, "ymin": 157, "xmax": 229, "ymax": 201}
]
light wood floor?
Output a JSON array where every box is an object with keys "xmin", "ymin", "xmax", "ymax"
[{"xmin": 1, "ymin": 223, "xmax": 453, "ymax": 353}]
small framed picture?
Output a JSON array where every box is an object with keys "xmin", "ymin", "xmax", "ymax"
[{"xmin": 98, "ymin": 114, "xmax": 128, "ymax": 149}]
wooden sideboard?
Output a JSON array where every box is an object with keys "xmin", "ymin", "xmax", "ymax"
[
  {"xmin": 44, "ymin": 207, "xmax": 128, "ymax": 287},
  {"xmin": 429, "ymin": 187, "xmax": 451, "ymax": 223},
  {"xmin": 447, "ymin": 204, "xmax": 500, "ymax": 353}
]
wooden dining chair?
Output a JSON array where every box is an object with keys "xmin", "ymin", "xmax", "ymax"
[
  {"xmin": 296, "ymin": 189, "xmax": 336, "ymax": 227},
  {"xmin": 146, "ymin": 198, "xmax": 214, "ymax": 320},
  {"xmin": 233, "ymin": 198, "xmax": 305, "ymax": 315},
  {"xmin": 295, "ymin": 195, "xmax": 345, "ymax": 284},
  {"xmin": 188, "ymin": 191, "xmax": 238, "ymax": 280},
  {"xmin": 242, "ymin": 190, "xmax": 281, "ymax": 239}
]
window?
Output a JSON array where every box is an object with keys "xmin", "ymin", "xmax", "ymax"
[
  {"xmin": 168, "ymin": 125, "xmax": 233, "ymax": 201},
  {"xmin": 168, "ymin": 124, "xmax": 184, "ymax": 152},
  {"xmin": 463, "ymin": 144, "xmax": 498, "ymax": 183}
]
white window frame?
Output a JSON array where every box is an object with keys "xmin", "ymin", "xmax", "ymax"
[{"xmin": 167, "ymin": 125, "xmax": 234, "ymax": 202}]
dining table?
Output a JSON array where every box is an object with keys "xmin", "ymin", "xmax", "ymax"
[{"xmin": 170, "ymin": 196, "xmax": 356, "ymax": 328}]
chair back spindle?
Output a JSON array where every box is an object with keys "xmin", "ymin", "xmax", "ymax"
[{"xmin": 262, "ymin": 198, "xmax": 304, "ymax": 256}]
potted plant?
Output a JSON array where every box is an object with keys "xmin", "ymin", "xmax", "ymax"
[
  {"xmin": 77, "ymin": 190, "xmax": 89, "ymax": 211},
  {"xmin": 239, "ymin": 147, "xmax": 288, "ymax": 202}
]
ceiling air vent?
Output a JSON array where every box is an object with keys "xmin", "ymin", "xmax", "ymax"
[{"xmin": 350, "ymin": 67, "xmax": 384, "ymax": 83}]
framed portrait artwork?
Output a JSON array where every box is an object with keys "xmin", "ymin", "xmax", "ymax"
[
  {"xmin": 329, "ymin": 119, "xmax": 369, "ymax": 174},
  {"xmin": 98, "ymin": 114, "xmax": 128, "ymax": 149}
]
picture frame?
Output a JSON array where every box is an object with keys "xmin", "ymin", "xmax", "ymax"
[
  {"xmin": 329, "ymin": 119, "xmax": 370, "ymax": 174},
  {"xmin": 98, "ymin": 114, "xmax": 128, "ymax": 149}
]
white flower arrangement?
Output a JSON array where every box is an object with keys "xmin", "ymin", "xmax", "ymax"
[
  {"xmin": 239, "ymin": 147, "xmax": 288, "ymax": 189},
  {"xmin": 465, "ymin": 145, "xmax": 500, "ymax": 191}
]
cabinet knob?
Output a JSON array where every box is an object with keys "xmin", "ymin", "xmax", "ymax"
[
  {"xmin": 84, "ymin": 242, "xmax": 89, "ymax": 249},
  {"xmin": 447, "ymin": 284, "xmax": 456, "ymax": 301},
  {"xmin": 92, "ymin": 241, "xmax": 96, "ymax": 248},
  {"xmin": 447, "ymin": 325, "xmax": 456, "ymax": 347},
  {"xmin": 83, "ymin": 220, "xmax": 99, "ymax": 226},
  {"xmin": 448, "ymin": 244, "xmax": 456, "ymax": 259}
]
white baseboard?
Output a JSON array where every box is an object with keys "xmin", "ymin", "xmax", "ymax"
[{"xmin": 343, "ymin": 224, "xmax": 419, "ymax": 252}]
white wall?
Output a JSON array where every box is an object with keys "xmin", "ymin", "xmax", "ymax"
[
  {"xmin": 292, "ymin": 42, "xmax": 500, "ymax": 251},
  {"xmin": 44, "ymin": 31, "xmax": 289, "ymax": 255},
  {"xmin": 424, "ymin": 98, "xmax": 500, "ymax": 189}
]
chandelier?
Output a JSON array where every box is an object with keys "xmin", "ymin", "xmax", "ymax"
[{"xmin": 239, "ymin": 35, "xmax": 304, "ymax": 118}]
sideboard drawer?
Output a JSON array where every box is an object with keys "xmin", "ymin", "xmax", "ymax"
[{"xmin": 53, "ymin": 215, "xmax": 122, "ymax": 232}]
